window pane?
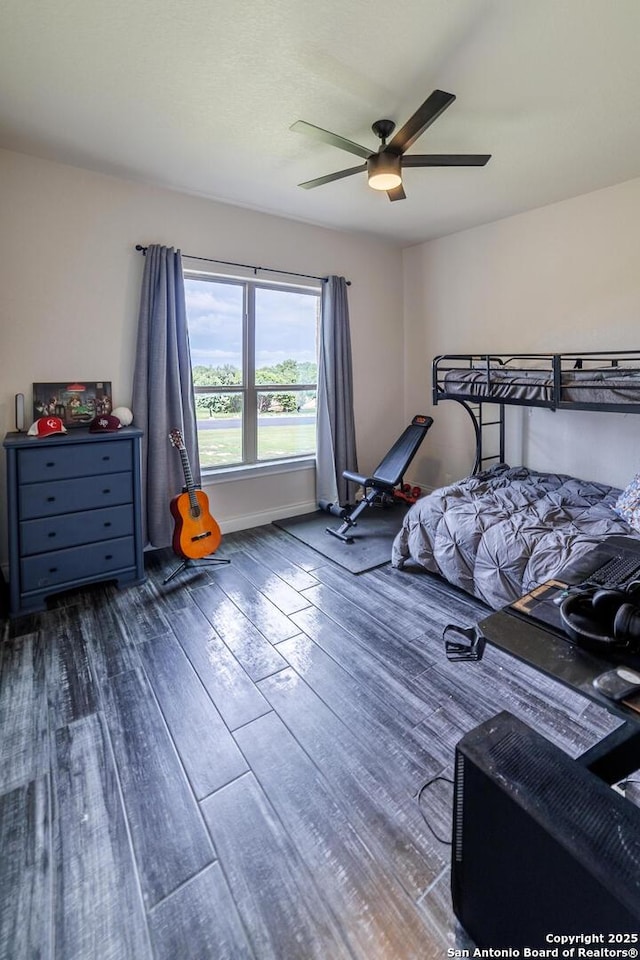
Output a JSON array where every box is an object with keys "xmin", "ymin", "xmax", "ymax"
[
  {"xmin": 195, "ymin": 392, "xmax": 243, "ymax": 467},
  {"xmin": 257, "ymin": 390, "xmax": 316, "ymax": 461},
  {"xmin": 255, "ymin": 288, "xmax": 318, "ymax": 385},
  {"xmin": 186, "ymin": 278, "xmax": 244, "ymax": 385}
]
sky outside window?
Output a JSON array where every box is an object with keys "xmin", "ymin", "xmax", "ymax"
[{"xmin": 185, "ymin": 278, "xmax": 318, "ymax": 374}]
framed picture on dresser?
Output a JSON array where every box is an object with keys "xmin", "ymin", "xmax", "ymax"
[{"xmin": 32, "ymin": 380, "xmax": 112, "ymax": 427}]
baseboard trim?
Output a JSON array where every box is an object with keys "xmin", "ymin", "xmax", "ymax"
[{"xmin": 219, "ymin": 500, "xmax": 318, "ymax": 535}]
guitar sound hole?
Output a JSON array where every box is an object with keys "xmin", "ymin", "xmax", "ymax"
[{"xmin": 191, "ymin": 507, "xmax": 201, "ymax": 519}]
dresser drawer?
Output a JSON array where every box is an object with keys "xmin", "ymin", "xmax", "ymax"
[
  {"xmin": 19, "ymin": 471, "xmax": 132, "ymax": 520},
  {"xmin": 21, "ymin": 536, "xmax": 136, "ymax": 592},
  {"xmin": 18, "ymin": 440, "xmax": 131, "ymax": 484},
  {"xmin": 20, "ymin": 504, "xmax": 134, "ymax": 556}
]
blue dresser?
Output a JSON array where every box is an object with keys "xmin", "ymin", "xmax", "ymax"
[{"xmin": 3, "ymin": 427, "xmax": 145, "ymax": 617}]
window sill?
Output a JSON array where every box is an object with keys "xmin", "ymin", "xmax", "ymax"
[{"xmin": 202, "ymin": 457, "xmax": 316, "ymax": 484}]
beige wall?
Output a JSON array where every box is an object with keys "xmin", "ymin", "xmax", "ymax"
[
  {"xmin": 0, "ymin": 148, "xmax": 404, "ymax": 563},
  {"xmin": 403, "ymin": 177, "xmax": 640, "ymax": 491},
  {"xmin": 4, "ymin": 146, "xmax": 640, "ymax": 570}
]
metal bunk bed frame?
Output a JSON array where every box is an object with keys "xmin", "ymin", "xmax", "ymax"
[{"xmin": 432, "ymin": 351, "xmax": 640, "ymax": 475}]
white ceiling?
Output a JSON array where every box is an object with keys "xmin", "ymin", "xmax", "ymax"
[{"xmin": 2, "ymin": 0, "xmax": 640, "ymax": 246}]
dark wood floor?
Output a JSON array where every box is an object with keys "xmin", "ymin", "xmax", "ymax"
[{"xmin": 0, "ymin": 523, "xmax": 632, "ymax": 959}]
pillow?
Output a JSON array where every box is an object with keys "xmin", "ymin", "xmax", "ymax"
[{"xmin": 614, "ymin": 473, "xmax": 640, "ymax": 532}]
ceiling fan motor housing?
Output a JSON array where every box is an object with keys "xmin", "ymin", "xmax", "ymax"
[{"xmin": 367, "ymin": 151, "xmax": 402, "ymax": 190}]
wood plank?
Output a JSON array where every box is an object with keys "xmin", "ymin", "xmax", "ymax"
[
  {"xmin": 141, "ymin": 549, "xmax": 195, "ymax": 612},
  {"xmin": 104, "ymin": 580, "xmax": 172, "ymax": 644},
  {"xmin": 0, "ymin": 776, "xmax": 52, "ymax": 960},
  {"xmin": 0, "ymin": 632, "xmax": 49, "ymax": 792},
  {"xmin": 223, "ymin": 548, "xmax": 312, "ymax": 615},
  {"xmin": 300, "ymin": 582, "xmax": 433, "ymax": 677},
  {"xmin": 189, "ymin": 580, "xmax": 288, "ymax": 681},
  {"xmin": 148, "ymin": 862, "xmax": 255, "ymax": 960},
  {"xmin": 166, "ymin": 604, "xmax": 271, "ymax": 730},
  {"xmin": 200, "ymin": 773, "xmax": 353, "ymax": 960},
  {"xmin": 417, "ymin": 866, "xmax": 475, "ymax": 957},
  {"xmin": 279, "ymin": 633, "xmax": 442, "ymax": 789},
  {"xmin": 235, "ymin": 711, "xmax": 441, "ymax": 959},
  {"xmin": 290, "ymin": 604, "xmax": 434, "ymax": 726},
  {"xmin": 373, "ymin": 563, "xmax": 488, "ymax": 626},
  {"xmin": 80, "ymin": 593, "xmax": 142, "ymax": 686},
  {"xmin": 258, "ymin": 667, "xmax": 448, "ymax": 899},
  {"xmin": 412, "ymin": 696, "xmax": 506, "ymax": 771},
  {"xmin": 311, "ymin": 562, "xmax": 429, "ymax": 638},
  {"xmin": 210, "ymin": 565, "xmax": 300, "ymax": 644},
  {"xmin": 232, "ymin": 529, "xmax": 319, "ymax": 591},
  {"xmin": 139, "ymin": 632, "xmax": 248, "ymax": 799},
  {"xmin": 104, "ymin": 667, "xmax": 215, "ymax": 907},
  {"xmin": 429, "ymin": 653, "xmax": 613, "ymax": 758},
  {"xmin": 261, "ymin": 525, "xmax": 328, "ymax": 572},
  {"xmin": 53, "ymin": 714, "xmax": 152, "ymax": 960},
  {"xmin": 47, "ymin": 607, "xmax": 97, "ymax": 729}
]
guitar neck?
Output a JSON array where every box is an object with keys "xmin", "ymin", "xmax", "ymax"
[{"xmin": 179, "ymin": 447, "xmax": 199, "ymax": 509}]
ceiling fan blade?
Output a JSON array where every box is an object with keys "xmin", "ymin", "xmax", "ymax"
[
  {"xmin": 387, "ymin": 184, "xmax": 406, "ymax": 202},
  {"xmin": 298, "ymin": 164, "xmax": 367, "ymax": 189},
  {"xmin": 290, "ymin": 121, "xmax": 372, "ymax": 160},
  {"xmin": 401, "ymin": 154, "xmax": 491, "ymax": 167},
  {"xmin": 387, "ymin": 90, "xmax": 456, "ymax": 155}
]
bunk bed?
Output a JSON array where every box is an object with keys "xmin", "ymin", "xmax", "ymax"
[{"xmin": 392, "ymin": 351, "xmax": 640, "ymax": 609}]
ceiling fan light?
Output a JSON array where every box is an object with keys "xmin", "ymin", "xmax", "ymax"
[{"xmin": 367, "ymin": 153, "xmax": 402, "ymax": 191}]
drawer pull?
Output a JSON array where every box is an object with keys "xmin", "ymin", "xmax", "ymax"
[
  {"xmin": 103, "ymin": 488, "xmax": 111, "ymax": 494},
  {"xmin": 47, "ymin": 532, "xmax": 57, "ymax": 538},
  {"xmin": 104, "ymin": 554, "xmax": 113, "ymax": 560},
  {"xmin": 46, "ymin": 461, "xmax": 55, "ymax": 468},
  {"xmin": 104, "ymin": 521, "xmax": 112, "ymax": 528},
  {"xmin": 47, "ymin": 496, "xmax": 56, "ymax": 503},
  {"xmin": 49, "ymin": 567, "xmax": 58, "ymax": 573},
  {"xmin": 102, "ymin": 455, "xmax": 111, "ymax": 461}
]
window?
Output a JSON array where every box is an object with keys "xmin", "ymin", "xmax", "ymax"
[{"xmin": 185, "ymin": 274, "xmax": 320, "ymax": 472}]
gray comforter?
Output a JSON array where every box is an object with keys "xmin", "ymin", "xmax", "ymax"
[{"xmin": 391, "ymin": 464, "xmax": 636, "ymax": 609}]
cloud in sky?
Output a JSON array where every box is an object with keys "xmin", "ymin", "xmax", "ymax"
[{"xmin": 185, "ymin": 277, "xmax": 318, "ymax": 369}]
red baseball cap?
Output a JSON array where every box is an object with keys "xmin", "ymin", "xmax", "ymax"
[{"xmin": 27, "ymin": 416, "xmax": 67, "ymax": 438}]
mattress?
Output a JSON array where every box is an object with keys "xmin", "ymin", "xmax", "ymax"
[
  {"xmin": 391, "ymin": 464, "xmax": 637, "ymax": 609},
  {"xmin": 440, "ymin": 367, "xmax": 640, "ymax": 405}
]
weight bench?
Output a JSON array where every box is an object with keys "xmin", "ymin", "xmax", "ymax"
[{"xmin": 320, "ymin": 414, "xmax": 433, "ymax": 543}]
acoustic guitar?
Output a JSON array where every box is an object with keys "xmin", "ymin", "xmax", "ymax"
[{"xmin": 168, "ymin": 429, "xmax": 222, "ymax": 559}]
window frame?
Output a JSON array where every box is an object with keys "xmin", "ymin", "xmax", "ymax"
[{"xmin": 185, "ymin": 270, "xmax": 320, "ymax": 476}]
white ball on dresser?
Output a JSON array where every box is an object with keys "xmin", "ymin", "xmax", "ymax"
[{"xmin": 112, "ymin": 406, "xmax": 133, "ymax": 426}]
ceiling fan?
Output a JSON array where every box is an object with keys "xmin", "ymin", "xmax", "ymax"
[{"xmin": 291, "ymin": 89, "xmax": 490, "ymax": 201}]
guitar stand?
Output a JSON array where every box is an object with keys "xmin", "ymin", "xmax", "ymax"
[{"xmin": 163, "ymin": 555, "xmax": 230, "ymax": 585}]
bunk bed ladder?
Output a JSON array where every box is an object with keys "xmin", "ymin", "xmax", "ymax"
[{"xmin": 461, "ymin": 400, "xmax": 505, "ymax": 474}]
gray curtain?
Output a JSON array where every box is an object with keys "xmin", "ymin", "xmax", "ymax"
[
  {"xmin": 316, "ymin": 275, "xmax": 358, "ymax": 505},
  {"xmin": 132, "ymin": 244, "xmax": 200, "ymax": 547}
]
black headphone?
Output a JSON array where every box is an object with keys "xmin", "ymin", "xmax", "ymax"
[{"xmin": 560, "ymin": 587, "xmax": 640, "ymax": 654}]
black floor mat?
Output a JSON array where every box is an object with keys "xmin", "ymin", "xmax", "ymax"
[{"xmin": 273, "ymin": 505, "xmax": 407, "ymax": 574}]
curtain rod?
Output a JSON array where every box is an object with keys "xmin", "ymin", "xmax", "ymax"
[{"xmin": 135, "ymin": 245, "xmax": 350, "ymax": 285}]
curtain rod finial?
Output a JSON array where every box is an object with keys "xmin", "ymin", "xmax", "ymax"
[{"xmin": 135, "ymin": 244, "xmax": 148, "ymax": 254}]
